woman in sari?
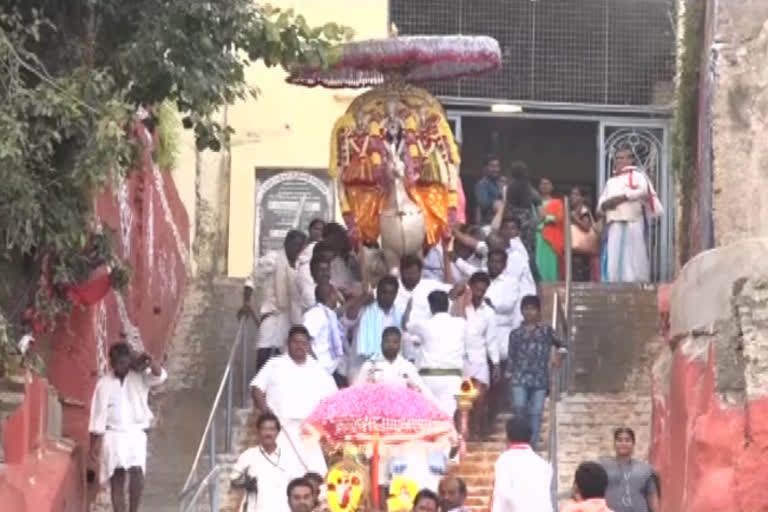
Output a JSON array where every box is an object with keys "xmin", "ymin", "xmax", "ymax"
[{"xmin": 535, "ymin": 177, "xmax": 565, "ymax": 282}]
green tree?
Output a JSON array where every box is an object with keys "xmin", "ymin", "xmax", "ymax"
[{"xmin": 0, "ymin": 2, "xmax": 350, "ymax": 360}]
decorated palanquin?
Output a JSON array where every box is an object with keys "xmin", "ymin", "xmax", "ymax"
[
  {"xmin": 330, "ymin": 85, "xmax": 461, "ymax": 251},
  {"xmin": 325, "ymin": 458, "xmax": 370, "ymax": 512},
  {"xmin": 287, "ymin": 32, "xmax": 501, "ymax": 272}
]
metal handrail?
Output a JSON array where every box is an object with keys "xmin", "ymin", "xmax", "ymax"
[
  {"xmin": 548, "ymin": 194, "xmax": 574, "ymax": 506},
  {"xmin": 178, "ymin": 318, "xmax": 250, "ymax": 512}
]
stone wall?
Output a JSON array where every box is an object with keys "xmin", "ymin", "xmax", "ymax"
[
  {"xmin": 651, "ymin": 239, "xmax": 768, "ymax": 512},
  {"xmin": 711, "ymin": 2, "xmax": 768, "ymax": 245}
]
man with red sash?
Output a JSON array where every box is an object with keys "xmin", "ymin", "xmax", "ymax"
[{"xmin": 491, "ymin": 416, "xmax": 553, "ymax": 512}]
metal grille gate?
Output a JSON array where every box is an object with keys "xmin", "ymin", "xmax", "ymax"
[{"xmin": 390, "ymin": 0, "xmax": 677, "ymax": 106}]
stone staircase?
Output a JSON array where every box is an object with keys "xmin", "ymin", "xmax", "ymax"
[
  {"xmin": 453, "ymin": 282, "xmax": 662, "ymax": 510},
  {"xmin": 555, "ymin": 283, "xmax": 661, "ymax": 491},
  {"xmin": 218, "ymin": 282, "xmax": 662, "ymax": 512},
  {"xmin": 450, "ymin": 410, "xmax": 550, "ymax": 511}
]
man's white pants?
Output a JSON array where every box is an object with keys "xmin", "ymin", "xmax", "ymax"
[
  {"xmin": 279, "ymin": 418, "xmax": 327, "ymax": 475},
  {"xmin": 421, "ymin": 375, "xmax": 462, "ymax": 418}
]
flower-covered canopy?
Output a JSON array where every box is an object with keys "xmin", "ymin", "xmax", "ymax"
[
  {"xmin": 286, "ymin": 35, "xmax": 502, "ymax": 88},
  {"xmin": 303, "ymin": 383, "xmax": 457, "ymax": 444}
]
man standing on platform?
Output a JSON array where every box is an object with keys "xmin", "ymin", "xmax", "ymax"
[{"xmin": 250, "ymin": 325, "xmax": 337, "ymax": 475}]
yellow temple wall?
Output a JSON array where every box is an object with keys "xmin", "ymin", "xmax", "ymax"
[{"xmin": 226, "ymin": 1, "xmax": 389, "ymax": 278}]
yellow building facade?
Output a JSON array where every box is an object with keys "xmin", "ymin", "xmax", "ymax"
[{"xmin": 226, "ymin": 1, "xmax": 389, "ymax": 278}]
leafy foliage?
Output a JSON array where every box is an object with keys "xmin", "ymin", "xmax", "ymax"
[
  {"xmin": 0, "ymin": 1, "xmax": 351, "ymax": 370},
  {"xmin": 155, "ymin": 101, "xmax": 180, "ymax": 170}
]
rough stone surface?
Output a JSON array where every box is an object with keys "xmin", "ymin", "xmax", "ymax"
[
  {"xmin": 711, "ymin": 3, "xmax": 768, "ymax": 246},
  {"xmin": 568, "ymin": 283, "xmax": 659, "ymax": 393},
  {"xmin": 652, "ymin": 242, "xmax": 768, "ymax": 512}
]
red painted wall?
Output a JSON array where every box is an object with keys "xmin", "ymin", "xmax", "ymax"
[
  {"xmin": 651, "ymin": 287, "xmax": 768, "ymax": 512},
  {"xmin": 47, "ymin": 120, "xmax": 190, "ymax": 449},
  {"xmin": 0, "ymin": 375, "xmax": 87, "ymax": 512},
  {"xmin": 0, "ymin": 119, "xmax": 191, "ymax": 511}
]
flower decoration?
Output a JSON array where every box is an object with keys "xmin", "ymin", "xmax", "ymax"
[
  {"xmin": 325, "ymin": 460, "xmax": 368, "ymax": 512},
  {"xmin": 287, "ymin": 35, "xmax": 501, "ymax": 88},
  {"xmin": 303, "ymin": 383, "xmax": 455, "ymax": 444},
  {"xmin": 387, "ymin": 476, "xmax": 420, "ymax": 512}
]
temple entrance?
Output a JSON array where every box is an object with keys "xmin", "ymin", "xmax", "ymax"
[{"xmin": 445, "ymin": 112, "xmax": 674, "ymax": 282}]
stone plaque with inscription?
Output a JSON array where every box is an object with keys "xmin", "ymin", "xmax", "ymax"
[{"xmin": 254, "ymin": 169, "xmax": 334, "ymax": 257}]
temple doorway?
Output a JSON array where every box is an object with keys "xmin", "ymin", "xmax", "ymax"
[{"xmin": 446, "ymin": 112, "xmax": 674, "ymax": 281}]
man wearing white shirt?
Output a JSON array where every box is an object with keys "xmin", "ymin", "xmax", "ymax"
[
  {"xmin": 242, "ymin": 230, "xmax": 307, "ymax": 372},
  {"xmin": 491, "ymin": 416, "xmax": 553, "ymax": 512},
  {"xmin": 250, "ymin": 326, "xmax": 337, "ymax": 475},
  {"xmin": 461, "ymin": 272, "xmax": 500, "ymax": 439},
  {"xmin": 230, "ymin": 412, "xmax": 303, "ymax": 512},
  {"xmin": 598, "ymin": 148, "xmax": 663, "ymax": 283},
  {"xmin": 485, "ymin": 249, "xmax": 523, "ymax": 360},
  {"xmin": 485, "ymin": 248, "xmax": 524, "ymax": 426},
  {"xmin": 296, "ymin": 241, "xmax": 334, "ymax": 313},
  {"xmin": 355, "ymin": 327, "xmax": 436, "ymax": 491},
  {"xmin": 407, "ymin": 290, "xmax": 467, "ymax": 418},
  {"xmin": 397, "ymin": 255, "xmax": 455, "ymax": 363},
  {"xmin": 453, "ymin": 229, "xmax": 536, "ymax": 298},
  {"xmin": 302, "ymin": 283, "xmax": 346, "ymax": 385},
  {"xmin": 354, "ymin": 326, "xmax": 432, "ymax": 398},
  {"xmin": 500, "ymin": 217, "xmax": 530, "ymax": 262},
  {"xmin": 88, "ymin": 343, "xmax": 168, "ymax": 512}
]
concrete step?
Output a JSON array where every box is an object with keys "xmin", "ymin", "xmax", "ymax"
[
  {"xmin": 0, "ymin": 375, "xmax": 27, "ymax": 394},
  {"xmin": 0, "ymin": 391, "xmax": 24, "ymax": 413}
]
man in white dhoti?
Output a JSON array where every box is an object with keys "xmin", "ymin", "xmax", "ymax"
[
  {"xmin": 88, "ymin": 342, "xmax": 167, "ymax": 512},
  {"xmin": 598, "ymin": 147, "xmax": 664, "ymax": 283},
  {"xmin": 250, "ymin": 325, "xmax": 337, "ymax": 475},
  {"xmin": 231, "ymin": 412, "xmax": 304, "ymax": 512},
  {"xmin": 491, "ymin": 416, "xmax": 553, "ymax": 512},
  {"xmin": 406, "ymin": 290, "xmax": 467, "ymax": 419},
  {"xmin": 242, "ymin": 230, "xmax": 308, "ymax": 372},
  {"xmin": 460, "ymin": 271, "xmax": 500, "ymax": 439}
]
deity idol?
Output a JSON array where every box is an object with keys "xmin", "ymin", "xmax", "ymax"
[{"xmin": 332, "ymin": 86, "xmax": 460, "ymax": 276}]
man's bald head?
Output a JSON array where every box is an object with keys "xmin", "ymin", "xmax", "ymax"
[{"xmin": 438, "ymin": 475, "xmax": 467, "ymax": 510}]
